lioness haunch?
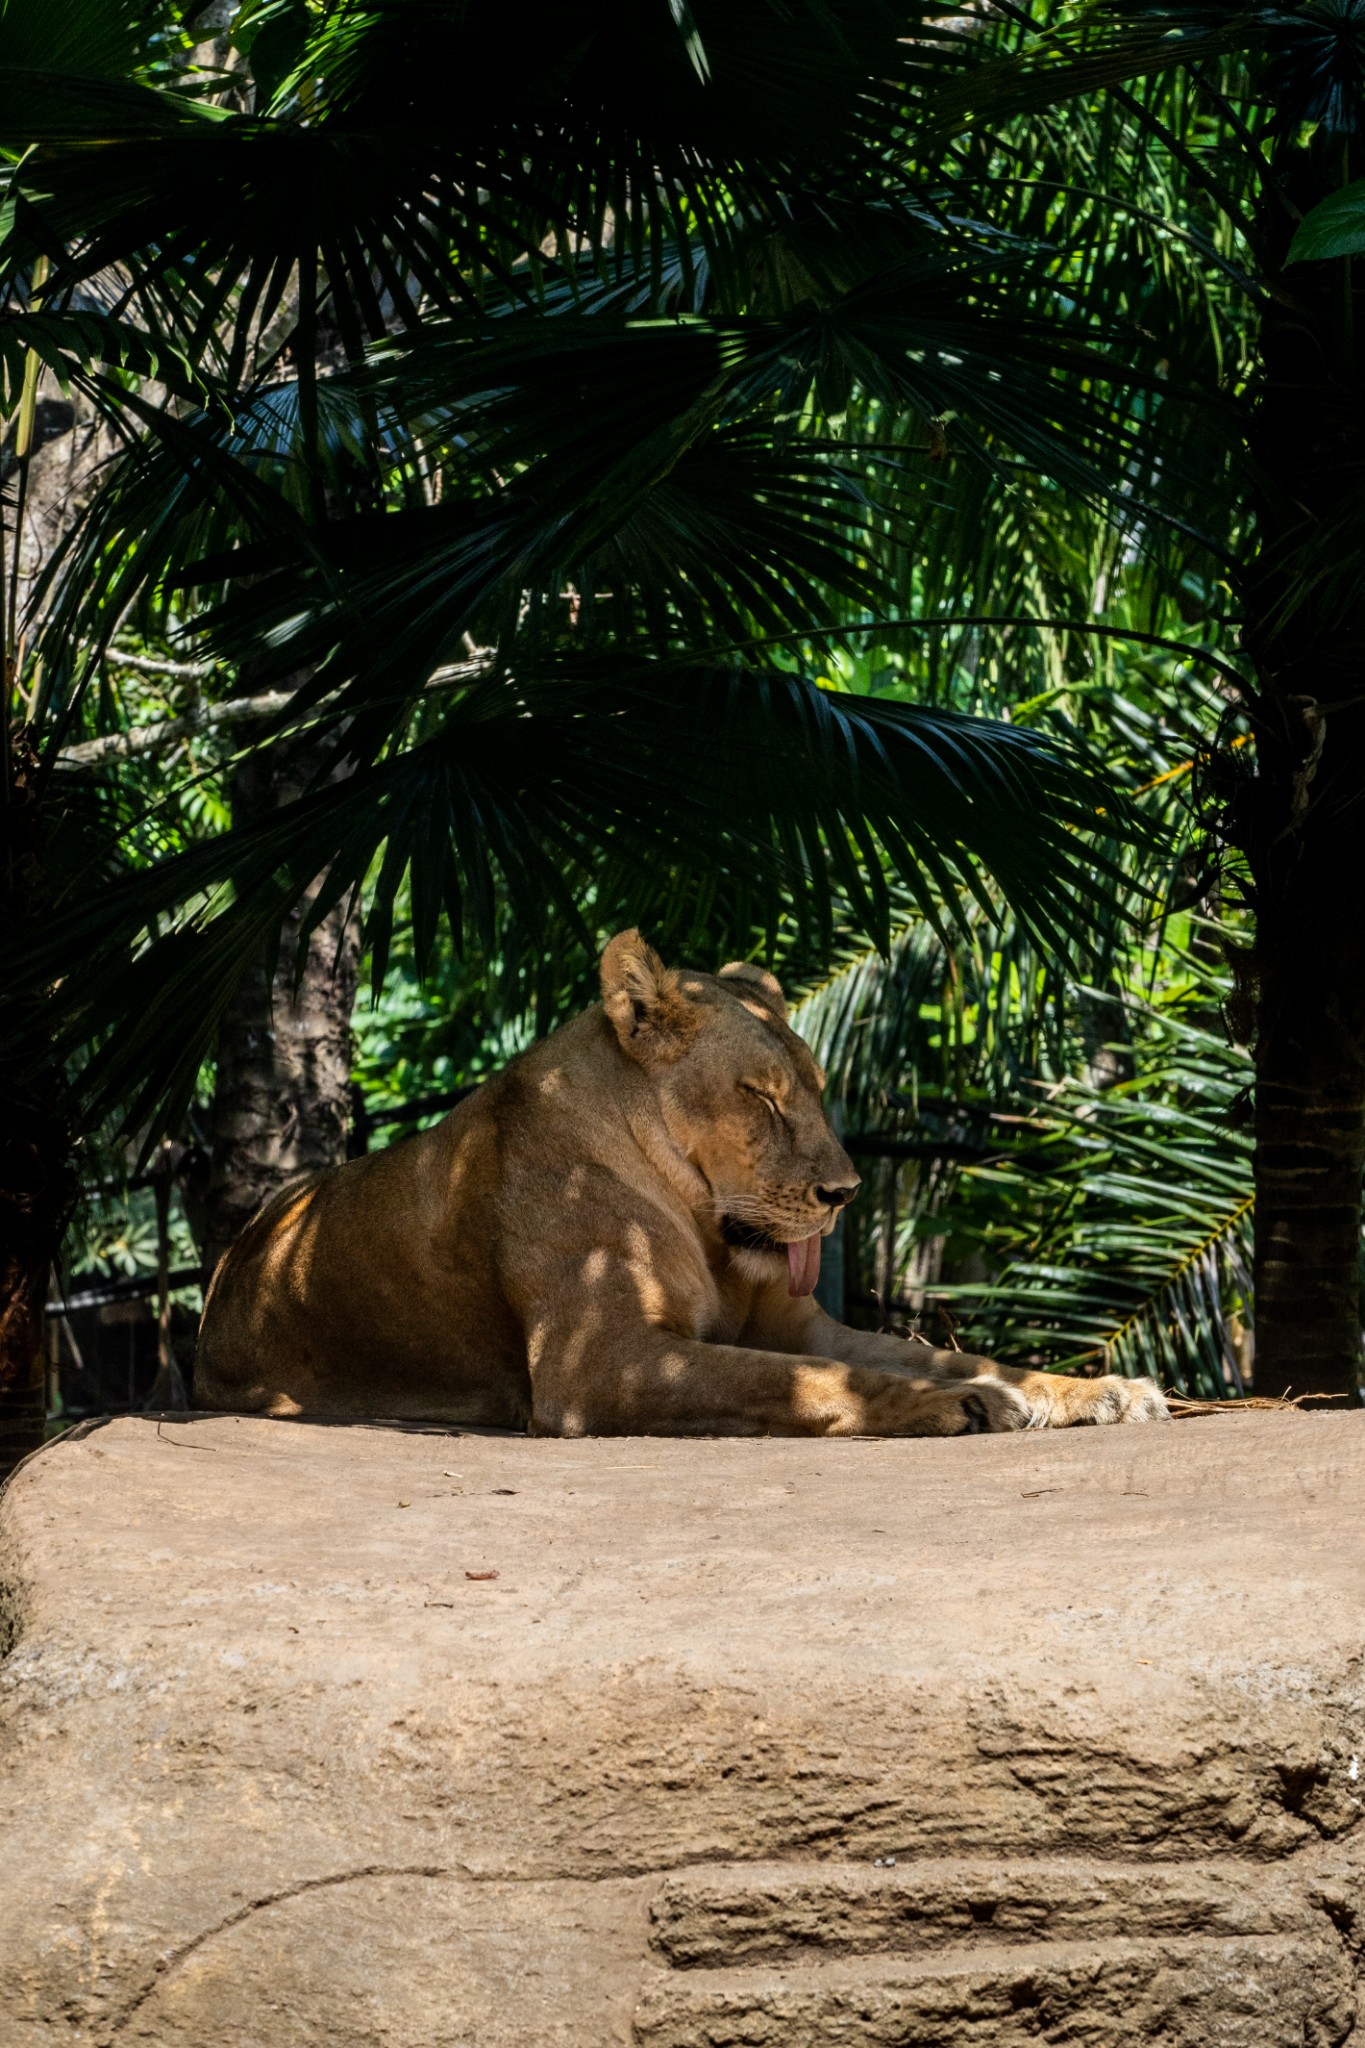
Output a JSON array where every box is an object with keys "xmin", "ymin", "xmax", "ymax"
[{"xmin": 198, "ymin": 930, "xmax": 1169, "ymax": 1436}]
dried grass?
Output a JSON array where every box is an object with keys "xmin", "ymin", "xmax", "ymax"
[{"xmin": 1164, "ymin": 1391, "xmax": 1344, "ymax": 1419}]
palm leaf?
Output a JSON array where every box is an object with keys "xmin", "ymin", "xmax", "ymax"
[
  {"xmin": 943, "ymin": 1005, "xmax": 1255, "ymax": 1398},
  {"xmin": 6, "ymin": 659, "xmax": 1134, "ymax": 1138}
]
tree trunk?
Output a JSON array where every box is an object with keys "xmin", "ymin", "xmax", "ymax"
[
  {"xmin": 0, "ymin": 1098, "xmax": 71, "ymax": 1478},
  {"xmin": 201, "ymin": 737, "xmax": 362, "ymax": 1290},
  {"xmin": 1240, "ymin": 150, "xmax": 1365, "ymax": 1402},
  {"xmin": 0, "ymin": 736, "xmax": 77, "ymax": 1477},
  {"xmin": 1, "ymin": 378, "xmax": 126, "ymax": 1472},
  {"xmin": 1252, "ymin": 830, "xmax": 1365, "ymax": 1401}
]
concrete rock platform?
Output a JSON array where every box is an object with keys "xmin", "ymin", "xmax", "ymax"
[{"xmin": 2, "ymin": 1410, "xmax": 1364, "ymax": 2045}]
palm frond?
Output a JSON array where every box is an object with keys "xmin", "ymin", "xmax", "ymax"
[
  {"xmin": 6, "ymin": 657, "xmax": 1135, "ymax": 1138},
  {"xmin": 925, "ymin": 8, "xmax": 1267, "ymax": 153},
  {"xmin": 947, "ymin": 1006, "xmax": 1254, "ymax": 1398}
]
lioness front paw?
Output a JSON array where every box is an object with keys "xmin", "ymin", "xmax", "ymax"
[
  {"xmin": 1080, "ymin": 1374, "xmax": 1170, "ymax": 1425},
  {"xmin": 954, "ymin": 1379, "xmax": 1031, "ymax": 1434}
]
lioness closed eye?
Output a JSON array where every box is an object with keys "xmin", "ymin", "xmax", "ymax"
[{"xmin": 198, "ymin": 930, "xmax": 1169, "ymax": 1436}]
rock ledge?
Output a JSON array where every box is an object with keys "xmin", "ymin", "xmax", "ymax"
[{"xmin": 3, "ymin": 1411, "xmax": 1364, "ymax": 2044}]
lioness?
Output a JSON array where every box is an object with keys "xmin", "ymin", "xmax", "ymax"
[{"xmin": 198, "ymin": 930, "xmax": 1168, "ymax": 1436}]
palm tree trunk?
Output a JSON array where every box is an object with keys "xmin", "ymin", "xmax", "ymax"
[
  {"xmin": 1, "ymin": 393, "xmax": 114, "ymax": 1473},
  {"xmin": 1242, "ymin": 161, "xmax": 1365, "ymax": 1402},
  {"xmin": 0, "ymin": 1098, "xmax": 67, "ymax": 1478},
  {"xmin": 1252, "ymin": 834, "xmax": 1365, "ymax": 1401},
  {"xmin": 1, "ymin": 741, "xmax": 76, "ymax": 1476},
  {"xmin": 201, "ymin": 735, "xmax": 361, "ymax": 1288}
]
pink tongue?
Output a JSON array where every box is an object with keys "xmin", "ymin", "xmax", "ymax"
[{"xmin": 787, "ymin": 1234, "xmax": 821, "ymax": 1299}]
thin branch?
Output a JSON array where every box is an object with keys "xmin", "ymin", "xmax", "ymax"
[
  {"xmin": 57, "ymin": 650, "xmax": 496, "ymax": 767},
  {"xmin": 104, "ymin": 650, "xmax": 217, "ymax": 680},
  {"xmin": 58, "ymin": 689, "xmax": 301, "ymax": 766}
]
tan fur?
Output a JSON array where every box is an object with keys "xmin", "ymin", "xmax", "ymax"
[{"xmin": 198, "ymin": 931, "xmax": 1170, "ymax": 1437}]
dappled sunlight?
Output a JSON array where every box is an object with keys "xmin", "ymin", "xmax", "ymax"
[
  {"xmin": 17, "ymin": 0, "xmax": 1309, "ymax": 1476},
  {"xmin": 197, "ymin": 930, "xmax": 1169, "ymax": 1442},
  {"xmin": 623, "ymin": 1220, "xmax": 671, "ymax": 1324}
]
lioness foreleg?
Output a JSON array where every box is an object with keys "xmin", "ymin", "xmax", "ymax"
[
  {"xmin": 526, "ymin": 1323, "xmax": 1029, "ymax": 1438},
  {"xmin": 935, "ymin": 1352, "xmax": 1170, "ymax": 1426},
  {"xmin": 749, "ymin": 1300, "xmax": 1168, "ymax": 1426}
]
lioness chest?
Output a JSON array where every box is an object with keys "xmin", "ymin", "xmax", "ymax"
[
  {"xmin": 690, "ymin": 1261, "xmax": 762, "ymax": 1346},
  {"xmin": 599, "ymin": 1211, "xmax": 757, "ymax": 1347}
]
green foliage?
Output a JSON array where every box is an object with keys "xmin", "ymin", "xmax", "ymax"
[
  {"xmin": 1288, "ymin": 176, "xmax": 1365, "ymax": 261},
  {"xmin": 4, "ymin": 0, "xmax": 1176, "ymax": 1150},
  {"xmin": 64, "ymin": 1177, "xmax": 200, "ymax": 1290},
  {"xmin": 946, "ymin": 1000, "xmax": 1254, "ymax": 1398},
  {"xmin": 16, "ymin": 0, "xmax": 1364, "ymax": 1398},
  {"xmin": 350, "ymin": 926, "xmax": 539, "ymax": 1119},
  {"xmin": 786, "ymin": 899, "xmax": 1256, "ymax": 1398},
  {"xmin": 781, "ymin": 602, "xmax": 1252, "ymax": 1393}
]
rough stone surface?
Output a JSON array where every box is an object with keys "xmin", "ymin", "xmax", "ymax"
[{"xmin": 2, "ymin": 1411, "xmax": 1365, "ymax": 2045}]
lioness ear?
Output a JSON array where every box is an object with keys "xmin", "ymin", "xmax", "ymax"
[
  {"xmin": 718, "ymin": 959, "xmax": 788, "ymax": 1023},
  {"xmin": 600, "ymin": 929, "xmax": 699, "ymax": 1065}
]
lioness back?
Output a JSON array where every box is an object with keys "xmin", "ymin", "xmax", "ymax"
[{"xmin": 197, "ymin": 1077, "xmax": 530, "ymax": 1423}]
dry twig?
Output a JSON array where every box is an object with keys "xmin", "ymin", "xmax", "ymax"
[{"xmin": 1164, "ymin": 1391, "xmax": 1342, "ymax": 1419}]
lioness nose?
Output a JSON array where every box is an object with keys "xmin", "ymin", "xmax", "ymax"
[{"xmin": 816, "ymin": 1182, "xmax": 859, "ymax": 1209}]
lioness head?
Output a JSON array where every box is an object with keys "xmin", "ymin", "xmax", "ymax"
[{"xmin": 600, "ymin": 930, "xmax": 859, "ymax": 1296}]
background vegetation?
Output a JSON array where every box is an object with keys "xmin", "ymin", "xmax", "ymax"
[{"xmin": 5, "ymin": 0, "xmax": 1363, "ymax": 1453}]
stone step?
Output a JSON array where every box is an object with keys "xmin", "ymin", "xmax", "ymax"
[
  {"xmin": 636, "ymin": 1932, "xmax": 1354, "ymax": 2048},
  {"xmin": 646, "ymin": 1855, "xmax": 1324, "ymax": 1968}
]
